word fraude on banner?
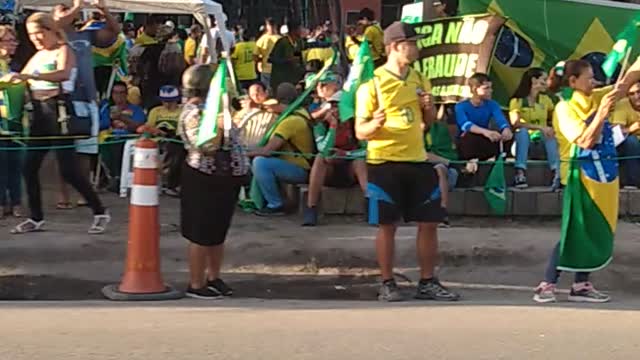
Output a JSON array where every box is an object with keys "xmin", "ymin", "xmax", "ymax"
[{"xmin": 411, "ymin": 14, "xmax": 506, "ymax": 103}]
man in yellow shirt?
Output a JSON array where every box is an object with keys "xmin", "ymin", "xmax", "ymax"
[
  {"xmin": 355, "ymin": 22, "xmax": 459, "ymax": 302},
  {"xmin": 147, "ymin": 85, "xmax": 184, "ymax": 196},
  {"xmin": 248, "ymin": 83, "xmax": 314, "ymax": 216},
  {"xmin": 184, "ymin": 24, "xmax": 202, "ymax": 66},
  {"xmin": 232, "ymin": 33, "xmax": 258, "ymax": 90},
  {"xmin": 357, "ymin": 8, "xmax": 385, "ymax": 67},
  {"xmin": 254, "ymin": 18, "xmax": 281, "ymax": 90},
  {"xmin": 610, "ymin": 81, "xmax": 640, "ymax": 188}
]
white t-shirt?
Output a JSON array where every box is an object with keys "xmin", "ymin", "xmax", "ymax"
[{"xmin": 198, "ymin": 28, "xmax": 236, "ymax": 64}]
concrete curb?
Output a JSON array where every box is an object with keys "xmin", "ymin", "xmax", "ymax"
[{"xmin": 101, "ymin": 284, "xmax": 184, "ymax": 301}]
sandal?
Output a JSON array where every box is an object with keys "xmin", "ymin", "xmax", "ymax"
[
  {"xmin": 56, "ymin": 202, "xmax": 74, "ymax": 210},
  {"xmin": 89, "ymin": 212, "xmax": 111, "ymax": 234},
  {"xmin": 11, "ymin": 219, "xmax": 45, "ymax": 234},
  {"xmin": 76, "ymin": 200, "xmax": 88, "ymax": 207}
]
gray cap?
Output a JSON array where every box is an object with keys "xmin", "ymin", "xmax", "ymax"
[
  {"xmin": 383, "ymin": 21, "xmax": 426, "ymax": 46},
  {"xmin": 182, "ymin": 65, "xmax": 213, "ymax": 92},
  {"xmin": 275, "ymin": 83, "xmax": 298, "ymax": 105}
]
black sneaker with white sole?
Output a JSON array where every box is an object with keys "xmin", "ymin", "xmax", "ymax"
[
  {"xmin": 415, "ymin": 278, "xmax": 460, "ymax": 301},
  {"xmin": 207, "ymin": 278, "xmax": 233, "ymax": 296},
  {"xmin": 185, "ymin": 286, "xmax": 224, "ymax": 300}
]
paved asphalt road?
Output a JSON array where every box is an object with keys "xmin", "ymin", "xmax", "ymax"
[{"xmin": 1, "ymin": 295, "xmax": 639, "ymax": 360}]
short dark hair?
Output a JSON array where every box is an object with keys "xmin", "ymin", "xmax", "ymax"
[
  {"xmin": 287, "ymin": 19, "xmax": 301, "ymax": 31},
  {"xmin": 468, "ymin": 73, "xmax": 491, "ymax": 88},
  {"xmin": 265, "ymin": 17, "xmax": 276, "ymax": 27},
  {"xmin": 146, "ymin": 15, "xmax": 163, "ymax": 26},
  {"xmin": 512, "ymin": 67, "xmax": 546, "ymax": 99},
  {"xmin": 562, "ymin": 59, "xmax": 592, "ymax": 89},
  {"xmin": 248, "ymin": 81, "xmax": 266, "ymax": 92},
  {"xmin": 112, "ymin": 81, "xmax": 127, "ymax": 93},
  {"xmin": 359, "ymin": 8, "xmax": 375, "ymax": 21}
]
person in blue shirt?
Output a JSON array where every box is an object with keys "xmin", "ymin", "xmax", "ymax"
[
  {"xmin": 100, "ymin": 81, "xmax": 146, "ymax": 192},
  {"xmin": 455, "ymin": 73, "xmax": 513, "ymax": 160}
]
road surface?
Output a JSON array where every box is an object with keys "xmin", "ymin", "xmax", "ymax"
[{"xmin": 1, "ymin": 295, "xmax": 639, "ymax": 360}]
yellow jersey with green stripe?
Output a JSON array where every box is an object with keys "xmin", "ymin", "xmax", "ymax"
[{"xmin": 355, "ymin": 67, "xmax": 430, "ymax": 164}]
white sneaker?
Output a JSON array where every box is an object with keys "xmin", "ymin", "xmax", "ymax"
[{"xmin": 533, "ymin": 282, "xmax": 557, "ymax": 303}]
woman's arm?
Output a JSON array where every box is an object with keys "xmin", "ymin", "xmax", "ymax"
[{"xmin": 22, "ymin": 45, "xmax": 75, "ymax": 83}]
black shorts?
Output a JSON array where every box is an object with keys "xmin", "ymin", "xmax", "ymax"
[
  {"xmin": 367, "ymin": 162, "xmax": 446, "ymax": 225},
  {"xmin": 180, "ymin": 164, "xmax": 240, "ymax": 246},
  {"xmin": 325, "ymin": 160, "xmax": 357, "ymax": 188}
]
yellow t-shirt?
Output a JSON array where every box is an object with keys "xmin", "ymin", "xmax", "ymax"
[
  {"xmin": 364, "ymin": 24, "xmax": 384, "ymax": 61},
  {"xmin": 355, "ymin": 67, "xmax": 430, "ymax": 164},
  {"xmin": 134, "ymin": 33, "xmax": 157, "ymax": 46},
  {"xmin": 553, "ymin": 86, "xmax": 612, "ymax": 184},
  {"xmin": 184, "ymin": 37, "xmax": 197, "ymax": 64},
  {"xmin": 255, "ymin": 34, "xmax": 281, "ymax": 74},
  {"xmin": 345, "ymin": 36, "xmax": 361, "ymax": 61},
  {"xmin": 304, "ymin": 47, "xmax": 335, "ymax": 64},
  {"xmin": 610, "ymin": 98, "xmax": 640, "ymax": 128},
  {"xmin": 509, "ymin": 94, "xmax": 554, "ymax": 135},
  {"xmin": 0, "ymin": 59, "xmax": 9, "ymax": 120},
  {"xmin": 147, "ymin": 105, "xmax": 182, "ymax": 132},
  {"xmin": 232, "ymin": 41, "xmax": 258, "ymax": 81},
  {"xmin": 272, "ymin": 109, "xmax": 314, "ymax": 170}
]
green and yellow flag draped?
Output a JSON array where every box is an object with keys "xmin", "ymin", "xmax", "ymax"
[
  {"xmin": 93, "ymin": 33, "xmax": 128, "ymax": 74},
  {"xmin": 558, "ymin": 144, "xmax": 618, "ymax": 272}
]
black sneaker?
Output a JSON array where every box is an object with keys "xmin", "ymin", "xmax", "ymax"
[
  {"xmin": 378, "ymin": 279, "xmax": 404, "ymax": 302},
  {"xmin": 514, "ymin": 172, "xmax": 528, "ymax": 189},
  {"xmin": 185, "ymin": 286, "xmax": 224, "ymax": 300},
  {"xmin": 207, "ymin": 278, "xmax": 233, "ymax": 296},
  {"xmin": 255, "ymin": 206, "xmax": 286, "ymax": 217},
  {"xmin": 302, "ymin": 206, "xmax": 318, "ymax": 226},
  {"xmin": 415, "ymin": 278, "xmax": 460, "ymax": 301}
]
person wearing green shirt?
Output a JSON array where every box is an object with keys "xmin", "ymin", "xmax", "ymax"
[{"xmin": 0, "ymin": 25, "xmax": 24, "ymax": 219}]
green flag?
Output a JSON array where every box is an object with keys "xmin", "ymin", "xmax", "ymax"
[
  {"xmin": 558, "ymin": 145, "xmax": 617, "ymax": 272},
  {"xmin": 249, "ymin": 53, "xmax": 336, "ymax": 210},
  {"xmin": 196, "ymin": 61, "xmax": 227, "ymax": 147},
  {"xmin": 339, "ymin": 39, "xmax": 375, "ymax": 122},
  {"xmin": 602, "ymin": 14, "xmax": 640, "ymax": 78},
  {"xmin": 483, "ymin": 153, "xmax": 507, "ymax": 215}
]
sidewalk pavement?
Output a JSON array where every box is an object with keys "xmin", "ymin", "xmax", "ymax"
[{"xmin": 1, "ymin": 187, "xmax": 640, "ymax": 300}]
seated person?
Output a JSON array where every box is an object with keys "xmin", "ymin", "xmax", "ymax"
[
  {"xmin": 235, "ymin": 81, "xmax": 269, "ymax": 125},
  {"xmin": 424, "ymin": 120, "xmax": 458, "ymax": 218},
  {"xmin": 147, "ymin": 85, "xmax": 185, "ymax": 196},
  {"xmin": 610, "ymin": 80, "xmax": 640, "ymax": 189},
  {"xmin": 455, "ymin": 73, "xmax": 513, "ymax": 160},
  {"xmin": 509, "ymin": 68, "xmax": 560, "ymax": 190},
  {"xmin": 99, "ymin": 81, "xmax": 146, "ymax": 190},
  {"xmin": 303, "ymin": 72, "xmax": 367, "ymax": 226},
  {"xmin": 248, "ymin": 83, "xmax": 315, "ymax": 216}
]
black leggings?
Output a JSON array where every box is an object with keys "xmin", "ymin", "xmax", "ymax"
[{"xmin": 25, "ymin": 98, "xmax": 105, "ymax": 221}]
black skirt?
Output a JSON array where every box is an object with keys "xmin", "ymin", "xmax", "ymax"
[{"xmin": 180, "ymin": 163, "xmax": 241, "ymax": 246}]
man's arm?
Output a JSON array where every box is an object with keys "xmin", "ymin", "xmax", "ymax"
[
  {"xmin": 54, "ymin": 0, "xmax": 83, "ymax": 29},
  {"xmin": 93, "ymin": 0, "xmax": 120, "ymax": 45},
  {"xmin": 247, "ymin": 136, "xmax": 286, "ymax": 157}
]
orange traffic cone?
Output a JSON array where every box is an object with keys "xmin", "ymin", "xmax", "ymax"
[{"xmin": 103, "ymin": 137, "xmax": 182, "ymax": 301}]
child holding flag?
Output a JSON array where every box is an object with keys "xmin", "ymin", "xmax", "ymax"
[{"xmin": 534, "ymin": 56, "xmax": 640, "ymax": 303}]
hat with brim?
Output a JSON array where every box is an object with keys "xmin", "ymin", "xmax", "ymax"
[
  {"xmin": 159, "ymin": 85, "xmax": 181, "ymax": 102},
  {"xmin": 383, "ymin": 21, "xmax": 426, "ymax": 46}
]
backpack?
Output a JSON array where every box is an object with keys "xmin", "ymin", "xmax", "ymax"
[{"xmin": 158, "ymin": 41, "xmax": 185, "ymax": 76}]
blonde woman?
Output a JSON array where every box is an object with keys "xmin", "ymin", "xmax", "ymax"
[{"xmin": 7, "ymin": 13, "xmax": 109, "ymax": 234}]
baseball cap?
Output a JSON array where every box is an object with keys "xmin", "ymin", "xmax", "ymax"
[
  {"xmin": 383, "ymin": 21, "xmax": 426, "ymax": 46},
  {"xmin": 275, "ymin": 83, "xmax": 298, "ymax": 105},
  {"xmin": 159, "ymin": 85, "xmax": 180, "ymax": 102}
]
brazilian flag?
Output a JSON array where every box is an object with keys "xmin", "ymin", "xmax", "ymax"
[
  {"xmin": 558, "ymin": 121, "xmax": 618, "ymax": 272},
  {"xmin": 483, "ymin": 153, "xmax": 507, "ymax": 215}
]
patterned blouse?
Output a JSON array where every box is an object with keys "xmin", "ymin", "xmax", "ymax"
[{"xmin": 179, "ymin": 103, "xmax": 250, "ymax": 176}]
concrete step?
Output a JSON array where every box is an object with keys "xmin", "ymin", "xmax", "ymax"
[
  {"xmin": 463, "ymin": 160, "xmax": 554, "ymax": 188},
  {"xmin": 291, "ymin": 185, "xmax": 640, "ymax": 218}
]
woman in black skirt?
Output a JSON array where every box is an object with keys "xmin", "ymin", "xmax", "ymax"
[{"xmin": 179, "ymin": 64, "xmax": 250, "ymax": 299}]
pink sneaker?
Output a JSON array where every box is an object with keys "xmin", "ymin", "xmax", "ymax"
[{"xmin": 533, "ymin": 282, "xmax": 556, "ymax": 303}]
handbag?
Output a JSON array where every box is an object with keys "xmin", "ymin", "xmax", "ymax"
[{"xmin": 26, "ymin": 83, "xmax": 91, "ymax": 138}]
